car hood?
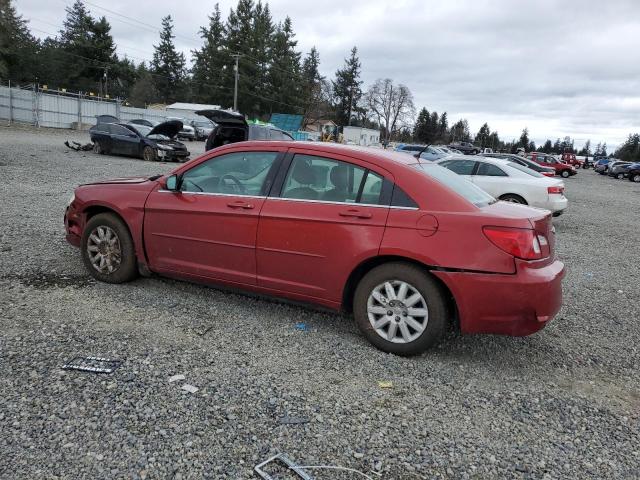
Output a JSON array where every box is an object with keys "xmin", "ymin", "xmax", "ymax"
[
  {"xmin": 196, "ymin": 109, "xmax": 247, "ymax": 128},
  {"xmin": 148, "ymin": 120, "xmax": 183, "ymax": 139},
  {"xmin": 82, "ymin": 176, "xmax": 155, "ymax": 186}
]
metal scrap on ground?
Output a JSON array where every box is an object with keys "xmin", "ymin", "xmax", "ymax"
[
  {"xmin": 64, "ymin": 141, "xmax": 93, "ymax": 151},
  {"xmin": 62, "ymin": 356, "xmax": 121, "ymax": 374},
  {"xmin": 254, "ymin": 454, "xmax": 314, "ymax": 480}
]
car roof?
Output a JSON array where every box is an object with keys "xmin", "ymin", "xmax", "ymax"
[{"xmin": 212, "ymin": 141, "xmax": 422, "ymax": 169}]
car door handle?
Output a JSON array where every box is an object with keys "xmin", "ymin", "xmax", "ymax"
[
  {"xmin": 227, "ymin": 201, "xmax": 254, "ymax": 210},
  {"xmin": 339, "ymin": 209, "xmax": 372, "ymax": 219}
]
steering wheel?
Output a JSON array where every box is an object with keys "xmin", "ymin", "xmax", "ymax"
[{"xmin": 220, "ymin": 174, "xmax": 247, "ymax": 195}]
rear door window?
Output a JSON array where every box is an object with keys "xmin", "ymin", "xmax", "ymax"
[
  {"xmin": 280, "ymin": 154, "xmax": 384, "ymax": 204},
  {"xmin": 439, "ymin": 159, "xmax": 476, "ymax": 175},
  {"xmin": 476, "ymin": 162, "xmax": 507, "ymax": 176}
]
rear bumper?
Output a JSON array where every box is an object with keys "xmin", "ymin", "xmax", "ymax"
[{"xmin": 433, "ymin": 259, "xmax": 565, "ymax": 336}]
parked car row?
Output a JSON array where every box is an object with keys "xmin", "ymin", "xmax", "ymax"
[{"xmin": 594, "ymin": 158, "xmax": 640, "ymax": 182}]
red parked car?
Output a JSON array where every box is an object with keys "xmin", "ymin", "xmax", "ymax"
[
  {"xmin": 561, "ymin": 152, "xmax": 583, "ymax": 168},
  {"xmin": 64, "ymin": 142, "xmax": 565, "ymax": 355},
  {"xmin": 526, "ymin": 152, "xmax": 577, "ymax": 178}
]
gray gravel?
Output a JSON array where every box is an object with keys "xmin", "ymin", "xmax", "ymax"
[{"xmin": 0, "ymin": 125, "xmax": 639, "ymax": 479}]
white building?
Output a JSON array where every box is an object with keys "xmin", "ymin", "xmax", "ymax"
[
  {"xmin": 342, "ymin": 126, "xmax": 380, "ymax": 146},
  {"xmin": 165, "ymin": 102, "xmax": 221, "ymax": 117}
]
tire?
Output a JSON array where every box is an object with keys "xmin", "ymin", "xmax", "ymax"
[
  {"xmin": 93, "ymin": 141, "xmax": 103, "ymax": 154},
  {"xmin": 631, "ymin": 174, "xmax": 640, "ymax": 183},
  {"xmin": 353, "ymin": 262, "xmax": 448, "ymax": 356},
  {"xmin": 142, "ymin": 146, "xmax": 157, "ymax": 162},
  {"xmin": 561, "ymin": 170, "xmax": 570, "ymax": 178},
  {"xmin": 616, "ymin": 173, "xmax": 624, "ymax": 179},
  {"xmin": 81, "ymin": 213, "xmax": 138, "ymax": 284},
  {"xmin": 499, "ymin": 194, "xmax": 528, "ymax": 204}
]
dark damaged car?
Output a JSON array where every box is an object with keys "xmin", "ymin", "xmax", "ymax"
[
  {"xmin": 89, "ymin": 120, "xmax": 190, "ymax": 162},
  {"xmin": 196, "ymin": 109, "xmax": 294, "ymax": 151}
]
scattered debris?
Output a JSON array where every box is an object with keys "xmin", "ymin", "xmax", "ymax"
[
  {"xmin": 295, "ymin": 322, "xmax": 308, "ymax": 331},
  {"xmin": 278, "ymin": 415, "xmax": 310, "ymax": 425},
  {"xmin": 197, "ymin": 325, "xmax": 214, "ymax": 336},
  {"xmin": 377, "ymin": 381, "xmax": 393, "ymax": 389},
  {"xmin": 181, "ymin": 384, "xmax": 199, "ymax": 394},
  {"xmin": 62, "ymin": 356, "xmax": 121, "ymax": 374},
  {"xmin": 168, "ymin": 374, "xmax": 185, "ymax": 383},
  {"xmin": 254, "ymin": 454, "xmax": 314, "ymax": 480},
  {"xmin": 64, "ymin": 140, "xmax": 93, "ymax": 151}
]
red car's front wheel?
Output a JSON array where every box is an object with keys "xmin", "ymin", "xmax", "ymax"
[{"xmin": 81, "ymin": 213, "xmax": 138, "ymax": 284}]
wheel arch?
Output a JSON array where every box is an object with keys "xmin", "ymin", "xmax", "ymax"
[{"xmin": 341, "ymin": 255, "xmax": 459, "ymax": 330}]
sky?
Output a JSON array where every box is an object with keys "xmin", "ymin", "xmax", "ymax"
[{"xmin": 17, "ymin": 0, "xmax": 640, "ymax": 150}]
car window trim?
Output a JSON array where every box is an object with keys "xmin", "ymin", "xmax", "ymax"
[
  {"xmin": 270, "ymin": 151, "xmax": 395, "ymax": 207},
  {"xmin": 158, "ymin": 190, "xmax": 267, "ymax": 199}
]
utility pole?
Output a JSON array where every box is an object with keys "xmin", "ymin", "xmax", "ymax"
[
  {"xmin": 231, "ymin": 54, "xmax": 241, "ymax": 112},
  {"xmin": 103, "ymin": 67, "xmax": 109, "ymax": 98}
]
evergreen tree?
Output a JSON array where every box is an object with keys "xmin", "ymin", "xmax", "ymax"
[
  {"xmin": 251, "ymin": 1, "xmax": 274, "ymax": 113},
  {"xmin": 301, "ymin": 47, "xmax": 327, "ymax": 127},
  {"xmin": 541, "ymin": 139, "xmax": 553, "ymax": 153},
  {"xmin": 266, "ymin": 16, "xmax": 301, "ymax": 114},
  {"xmin": 191, "ymin": 3, "xmax": 231, "ymax": 106},
  {"xmin": 332, "ymin": 46, "xmax": 362, "ymax": 126},
  {"xmin": 151, "ymin": 15, "xmax": 187, "ymax": 103},
  {"xmin": 614, "ymin": 133, "xmax": 640, "ymax": 162},
  {"xmin": 474, "ymin": 123, "xmax": 491, "ymax": 148},
  {"xmin": 225, "ymin": 0, "xmax": 257, "ymax": 113},
  {"xmin": 553, "ymin": 138, "xmax": 562, "ymax": 153},
  {"xmin": 128, "ymin": 63, "xmax": 160, "ymax": 107},
  {"xmin": 413, "ymin": 108, "xmax": 430, "ymax": 143},
  {"xmin": 438, "ymin": 112, "xmax": 448, "ymax": 142},
  {"xmin": 518, "ymin": 128, "xmax": 530, "ymax": 150},
  {"xmin": 0, "ymin": 0, "xmax": 39, "ymax": 82}
]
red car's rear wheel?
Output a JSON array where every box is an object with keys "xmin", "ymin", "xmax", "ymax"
[{"xmin": 353, "ymin": 263, "xmax": 448, "ymax": 356}]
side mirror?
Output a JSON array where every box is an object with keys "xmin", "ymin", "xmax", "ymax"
[{"xmin": 165, "ymin": 174, "xmax": 181, "ymax": 191}]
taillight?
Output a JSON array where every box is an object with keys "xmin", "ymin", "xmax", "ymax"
[
  {"xmin": 547, "ymin": 185, "xmax": 564, "ymax": 195},
  {"xmin": 483, "ymin": 226, "xmax": 550, "ymax": 260},
  {"xmin": 542, "ymin": 171, "xmax": 555, "ymax": 177}
]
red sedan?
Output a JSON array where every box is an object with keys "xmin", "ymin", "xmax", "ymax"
[{"xmin": 64, "ymin": 142, "xmax": 565, "ymax": 355}]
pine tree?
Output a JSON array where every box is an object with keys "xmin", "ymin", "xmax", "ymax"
[
  {"xmin": 519, "ymin": 128, "xmax": 530, "ymax": 150},
  {"xmin": 129, "ymin": 63, "xmax": 160, "ymax": 107},
  {"xmin": 251, "ymin": 1, "xmax": 274, "ymax": 113},
  {"xmin": 301, "ymin": 47, "xmax": 327, "ymax": 127},
  {"xmin": 151, "ymin": 15, "xmax": 187, "ymax": 103},
  {"xmin": 191, "ymin": 3, "xmax": 231, "ymax": 106},
  {"xmin": 413, "ymin": 108, "xmax": 430, "ymax": 143},
  {"xmin": 438, "ymin": 112, "xmax": 448, "ymax": 143},
  {"xmin": 474, "ymin": 123, "xmax": 491, "ymax": 148},
  {"xmin": 332, "ymin": 46, "xmax": 362, "ymax": 126},
  {"xmin": 225, "ymin": 0, "xmax": 257, "ymax": 113},
  {"xmin": 266, "ymin": 16, "xmax": 301, "ymax": 114},
  {"xmin": 450, "ymin": 119, "xmax": 471, "ymax": 142},
  {"xmin": 0, "ymin": 0, "xmax": 40, "ymax": 82}
]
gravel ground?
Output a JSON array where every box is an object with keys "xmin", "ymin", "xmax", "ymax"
[{"xmin": 0, "ymin": 125, "xmax": 639, "ymax": 480}]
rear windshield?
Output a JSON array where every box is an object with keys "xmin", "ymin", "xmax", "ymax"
[
  {"xmin": 507, "ymin": 162, "xmax": 544, "ymax": 177},
  {"xmin": 413, "ymin": 163, "xmax": 495, "ymax": 207}
]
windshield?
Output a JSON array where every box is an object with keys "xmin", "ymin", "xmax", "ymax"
[
  {"xmin": 413, "ymin": 163, "xmax": 495, "ymax": 207},
  {"xmin": 507, "ymin": 162, "xmax": 544, "ymax": 177}
]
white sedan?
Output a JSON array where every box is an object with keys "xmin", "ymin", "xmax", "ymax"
[{"xmin": 436, "ymin": 155, "xmax": 568, "ymax": 215}]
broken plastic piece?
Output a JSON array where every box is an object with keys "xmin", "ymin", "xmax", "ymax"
[
  {"xmin": 254, "ymin": 454, "xmax": 314, "ymax": 480},
  {"xmin": 278, "ymin": 415, "xmax": 310, "ymax": 425},
  {"xmin": 168, "ymin": 374, "xmax": 186, "ymax": 383},
  {"xmin": 295, "ymin": 322, "xmax": 308, "ymax": 331},
  {"xmin": 377, "ymin": 381, "xmax": 393, "ymax": 389},
  {"xmin": 181, "ymin": 384, "xmax": 199, "ymax": 394},
  {"xmin": 62, "ymin": 356, "xmax": 121, "ymax": 374}
]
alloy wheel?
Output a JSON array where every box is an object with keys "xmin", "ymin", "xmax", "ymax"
[
  {"xmin": 86, "ymin": 226, "xmax": 122, "ymax": 274},
  {"xmin": 367, "ymin": 280, "xmax": 429, "ymax": 344}
]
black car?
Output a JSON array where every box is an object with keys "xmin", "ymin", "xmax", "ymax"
[
  {"xmin": 89, "ymin": 120, "xmax": 190, "ymax": 162},
  {"xmin": 196, "ymin": 109, "xmax": 294, "ymax": 151},
  {"xmin": 482, "ymin": 153, "xmax": 556, "ymax": 176},
  {"xmin": 626, "ymin": 162, "xmax": 640, "ymax": 183},
  {"xmin": 448, "ymin": 141, "xmax": 480, "ymax": 155},
  {"xmin": 129, "ymin": 118, "xmax": 159, "ymax": 128}
]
